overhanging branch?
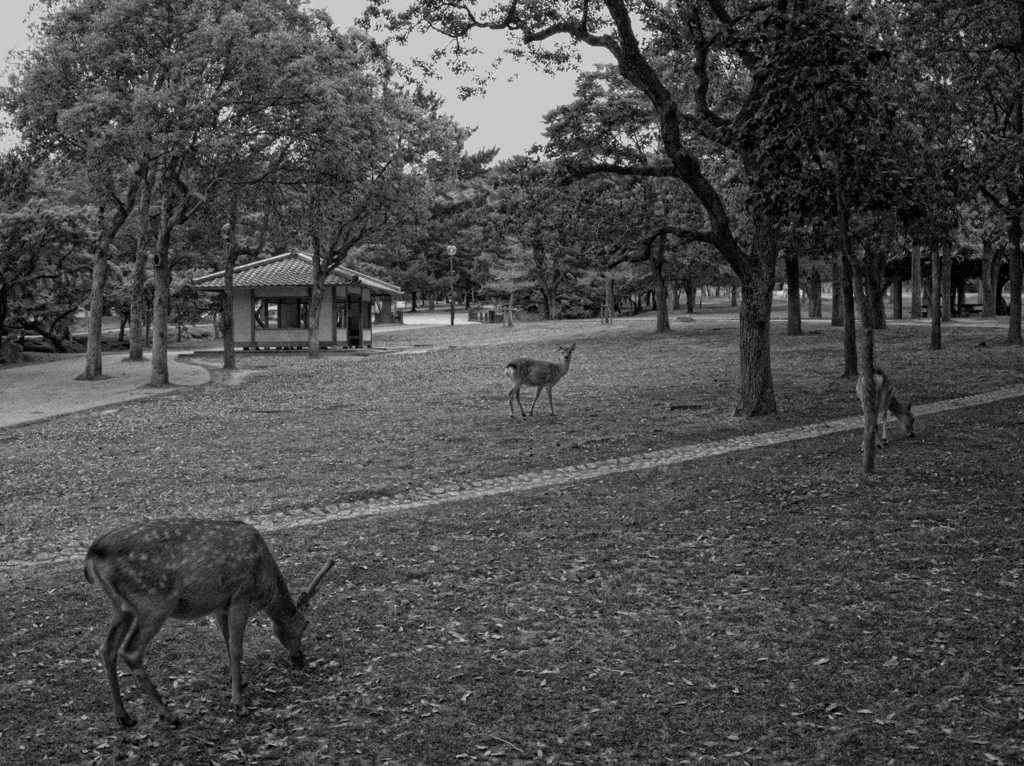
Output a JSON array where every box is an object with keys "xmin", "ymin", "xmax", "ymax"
[{"xmin": 644, "ymin": 225, "xmax": 718, "ymax": 248}]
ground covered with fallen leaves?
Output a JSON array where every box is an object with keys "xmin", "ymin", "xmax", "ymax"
[{"xmin": 1, "ymin": 310, "xmax": 1022, "ymax": 765}]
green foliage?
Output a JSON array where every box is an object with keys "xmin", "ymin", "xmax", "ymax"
[{"xmin": 0, "ymin": 191, "xmax": 94, "ymax": 340}]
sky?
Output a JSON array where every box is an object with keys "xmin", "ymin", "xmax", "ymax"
[{"xmin": 0, "ymin": 0, "xmax": 610, "ymax": 158}]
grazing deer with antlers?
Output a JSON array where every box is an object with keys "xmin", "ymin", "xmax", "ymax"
[
  {"xmin": 506, "ymin": 342, "xmax": 576, "ymax": 418},
  {"xmin": 856, "ymin": 367, "xmax": 915, "ymax": 447},
  {"xmin": 84, "ymin": 518, "xmax": 335, "ymax": 728}
]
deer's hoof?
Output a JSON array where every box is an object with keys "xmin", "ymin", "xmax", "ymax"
[
  {"xmin": 159, "ymin": 710, "xmax": 181, "ymax": 727},
  {"xmin": 234, "ymin": 702, "xmax": 250, "ymax": 718},
  {"xmin": 117, "ymin": 712, "xmax": 137, "ymax": 729}
]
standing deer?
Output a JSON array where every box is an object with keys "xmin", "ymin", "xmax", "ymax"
[
  {"xmin": 856, "ymin": 368, "xmax": 915, "ymax": 446},
  {"xmin": 505, "ymin": 342, "xmax": 576, "ymax": 418},
  {"xmin": 84, "ymin": 518, "xmax": 335, "ymax": 728}
]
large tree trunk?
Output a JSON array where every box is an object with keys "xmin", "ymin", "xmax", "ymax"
[
  {"xmin": 307, "ymin": 280, "xmax": 323, "ymax": 358},
  {"xmin": 149, "ymin": 220, "xmax": 173, "ymax": 387},
  {"xmin": 77, "ymin": 252, "xmax": 109, "ymax": 381},
  {"xmin": 683, "ymin": 278, "xmax": 697, "ymax": 313},
  {"xmin": 785, "ymin": 252, "xmax": 802, "ymax": 336},
  {"xmin": 981, "ymin": 239, "xmax": 997, "ymax": 317},
  {"xmin": 840, "ymin": 254, "xmax": 857, "ymax": 377},
  {"xmin": 1008, "ymin": 214, "xmax": 1023, "ymax": 344},
  {"xmin": 735, "ymin": 271, "xmax": 776, "ymax": 417}
]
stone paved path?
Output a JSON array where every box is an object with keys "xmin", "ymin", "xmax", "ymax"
[{"xmin": 5, "ymin": 383, "xmax": 1023, "ymax": 573}]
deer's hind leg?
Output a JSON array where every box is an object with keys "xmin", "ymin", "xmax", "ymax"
[
  {"xmin": 528, "ymin": 386, "xmax": 545, "ymax": 416},
  {"xmin": 225, "ymin": 600, "xmax": 251, "ymax": 715},
  {"xmin": 118, "ymin": 610, "xmax": 177, "ymax": 726},
  {"xmin": 101, "ymin": 609, "xmax": 137, "ymax": 728}
]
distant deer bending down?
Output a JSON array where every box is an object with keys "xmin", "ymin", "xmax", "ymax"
[
  {"xmin": 856, "ymin": 368, "xmax": 915, "ymax": 447},
  {"xmin": 84, "ymin": 518, "xmax": 335, "ymax": 728},
  {"xmin": 506, "ymin": 342, "xmax": 576, "ymax": 418}
]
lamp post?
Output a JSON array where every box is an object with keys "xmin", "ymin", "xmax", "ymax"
[{"xmin": 446, "ymin": 244, "xmax": 457, "ymax": 326}]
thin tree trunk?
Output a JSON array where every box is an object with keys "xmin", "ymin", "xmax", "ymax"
[
  {"xmin": 149, "ymin": 218, "xmax": 172, "ymax": 387},
  {"xmin": 785, "ymin": 252, "xmax": 802, "ymax": 336},
  {"xmin": 652, "ymin": 234, "xmax": 670, "ymax": 333},
  {"xmin": 307, "ymin": 280, "xmax": 323, "ymax": 358},
  {"xmin": 941, "ymin": 241, "xmax": 952, "ymax": 322},
  {"xmin": 910, "ymin": 246, "xmax": 922, "ymax": 318},
  {"xmin": 834, "ymin": 174, "xmax": 859, "ymax": 378},
  {"xmin": 841, "ymin": 254, "xmax": 857, "ymax": 377},
  {"xmin": 831, "ymin": 257, "xmax": 843, "ymax": 326},
  {"xmin": 129, "ymin": 174, "xmax": 152, "ymax": 362},
  {"xmin": 1008, "ymin": 215, "xmax": 1023, "ymax": 344},
  {"xmin": 80, "ymin": 184, "xmax": 141, "ymax": 379},
  {"xmin": 307, "ymin": 245, "xmax": 324, "ymax": 359},
  {"xmin": 221, "ymin": 209, "xmax": 238, "ymax": 370},
  {"xmin": 602, "ymin": 277, "xmax": 614, "ymax": 324},
  {"xmin": 77, "ymin": 252, "xmax": 109, "ymax": 381},
  {"xmin": 849, "ymin": 254, "xmax": 878, "ymax": 473},
  {"xmin": 684, "ymin": 279, "xmax": 697, "ymax": 313},
  {"xmin": 930, "ymin": 247, "xmax": 942, "ymax": 351},
  {"xmin": 981, "ymin": 239, "xmax": 996, "ymax": 317},
  {"xmin": 807, "ymin": 266, "xmax": 822, "ymax": 318}
]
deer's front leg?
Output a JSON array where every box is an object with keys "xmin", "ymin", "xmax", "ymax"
[{"xmin": 225, "ymin": 601, "xmax": 250, "ymax": 715}]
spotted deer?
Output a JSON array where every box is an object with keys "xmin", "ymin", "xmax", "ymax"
[
  {"xmin": 505, "ymin": 342, "xmax": 576, "ymax": 418},
  {"xmin": 856, "ymin": 368, "xmax": 915, "ymax": 446},
  {"xmin": 84, "ymin": 518, "xmax": 335, "ymax": 727}
]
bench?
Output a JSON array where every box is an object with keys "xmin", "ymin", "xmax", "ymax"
[{"xmin": 921, "ymin": 303, "xmax": 984, "ymax": 318}]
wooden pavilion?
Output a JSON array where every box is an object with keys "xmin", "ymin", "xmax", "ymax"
[{"xmin": 194, "ymin": 251, "xmax": 402, "ymax": 349}]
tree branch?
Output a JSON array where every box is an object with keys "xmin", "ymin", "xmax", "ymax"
[
  {"xmin": 562, "ymin": 162, "xmax": 678, "ymax": 180},
  {"xmin": 644, "ymin": 225, "xmax": 718, "ymax": 248}
]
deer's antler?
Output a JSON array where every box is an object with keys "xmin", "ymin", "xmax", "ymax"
[{"xmin": 297, "ymin": 559, "xmax": 336, "ymax": 611}]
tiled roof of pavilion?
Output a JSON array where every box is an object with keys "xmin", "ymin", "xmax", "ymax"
[{"xmin": 194, "ymin": 251, "xmax": 402, "ymax": 295}]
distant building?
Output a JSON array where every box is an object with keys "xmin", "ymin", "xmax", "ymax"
[{"xmin": 194, "ymin": 251, "xmax": 402, "ymax": 349}]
